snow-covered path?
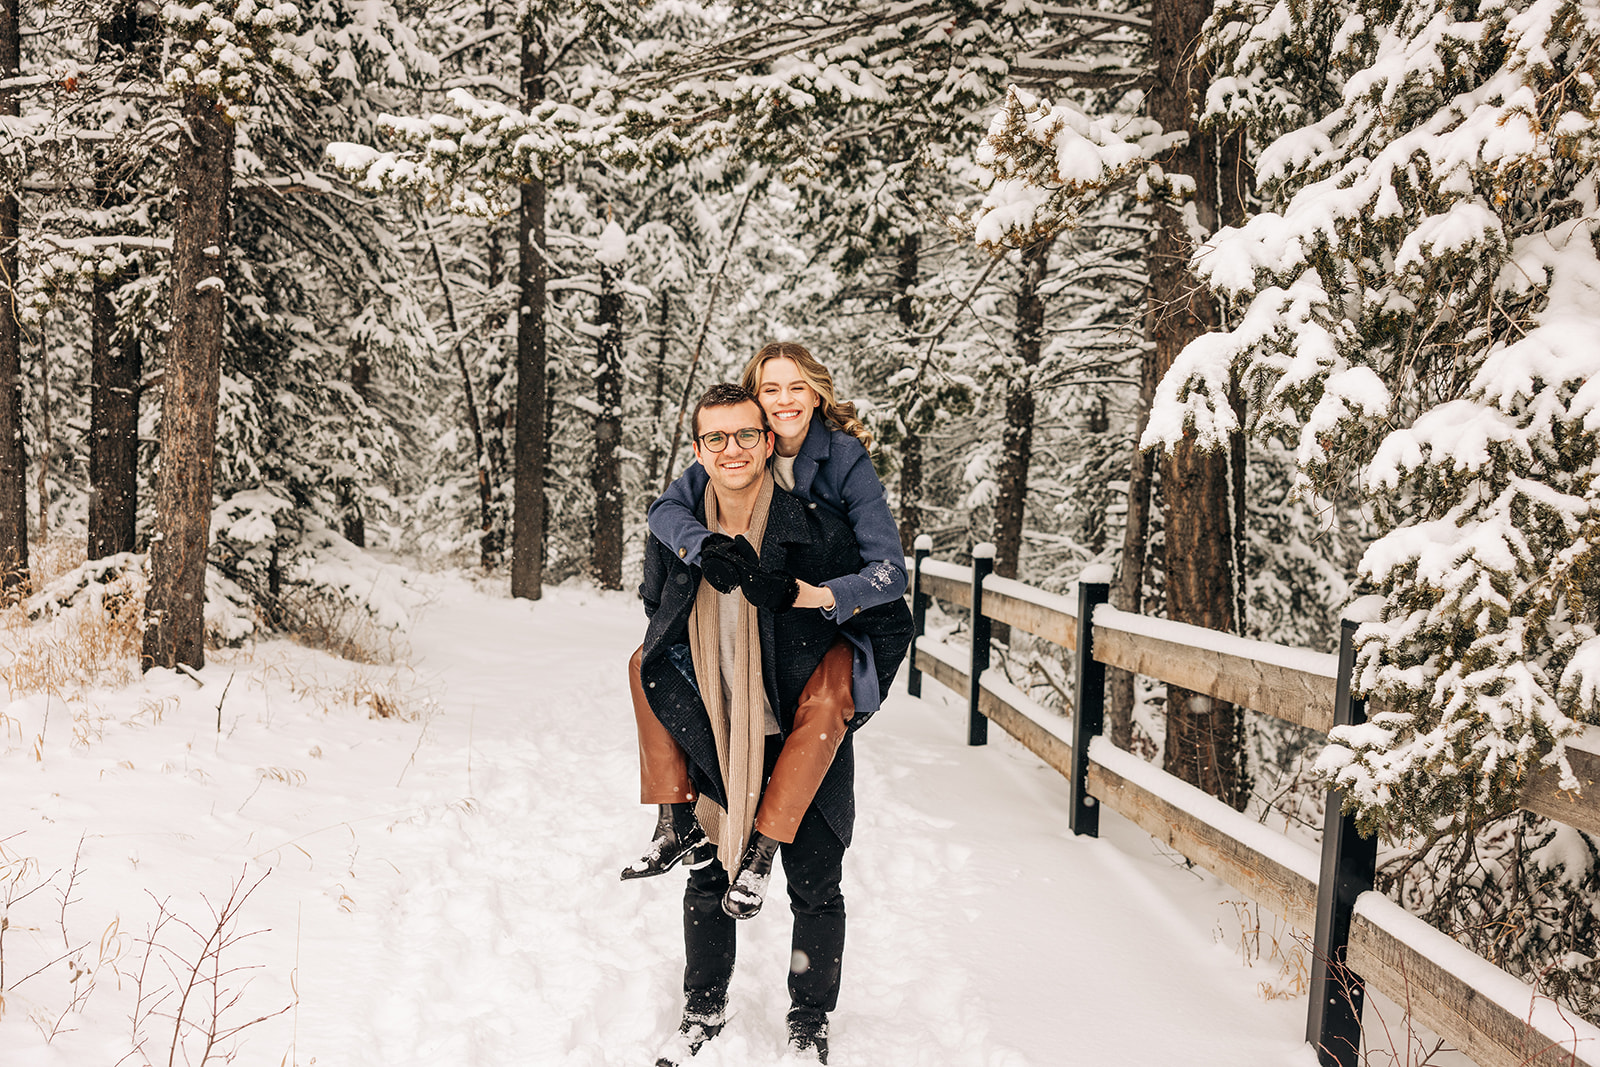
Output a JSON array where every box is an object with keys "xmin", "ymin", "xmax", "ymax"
[
  {"xmin": 301, "ymin": 578, "xmax": 1315, "ymax": 1066},
  {"xmin": 3, "ymin": 573, "xmax": 1317, "ymax": 1066}
]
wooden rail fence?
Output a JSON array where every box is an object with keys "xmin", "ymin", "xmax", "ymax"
[{"xmin": 904, "ymin": 539, "xmax": 1600, "ymax": 1067}]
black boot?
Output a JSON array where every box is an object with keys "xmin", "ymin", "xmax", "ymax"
[
  {"xmin": 721, "ymin": 830, "xmax": 779, "ymax": 919},
  {"xmin": 785, "ymin": 1008, "xmax": 829, "ymax": 1064},
  {"xmin": 653, "ymin": 989, "xmax": 727, "ymax": 1066},
  {"xmin": 622, "ymin": 803, "xmax": 712, "ymax": 880}
]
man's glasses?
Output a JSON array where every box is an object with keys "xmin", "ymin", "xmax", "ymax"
[{"xmin": 696, "ymin": 427, "xmax": 767, "ymax": 452}]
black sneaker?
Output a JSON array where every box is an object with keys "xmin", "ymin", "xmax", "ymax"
[
  {"xmin": 653, "ymin": 996, "xmax": 727, "ymax": 1066},
  {"xmin": 786, "ymin": 1009, "xmax": 828, "ymax": 1064},
  {"xmin": 622, "ymin": 806, "xmax": 712, "ymax": 880}
]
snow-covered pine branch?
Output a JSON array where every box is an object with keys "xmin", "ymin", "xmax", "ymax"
[
  {"xmin": 1149, "ymin": 0, "xmax": 1600, "ymax": 836},
  {"xmin": 969, "ymin": 85, "xmax": 1159, "ymax": 251},
  {"xmin": 162, "ymin": 0, "xmax": 319, "ymax": 118}
]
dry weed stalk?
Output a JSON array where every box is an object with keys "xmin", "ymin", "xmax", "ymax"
[
  {"xmin": 0, "ymin": 546, "xmax": 144, "ymax": 745},
  {"xmin": 1218, "ymin": 898, "xmax": 1310, "ymax": 1001},
  {"xmin": 0, "ymin": 833, "xmax": 126, "ymax": 1042},
  {"xmin": 122, "ymin": 869, "xmax": 291, "ymax": 1067},
  {"xmin": 273, "ymin": 586, "xmax": 409, "ymax": 665},
  {"xmin": 239, "ymin": 653, "xmax": 427, "ymax": 723}
]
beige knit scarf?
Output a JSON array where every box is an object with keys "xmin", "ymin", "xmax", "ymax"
[{"xmin": 689, "ymin": 472, "xmax": 774, "ymax": 875}]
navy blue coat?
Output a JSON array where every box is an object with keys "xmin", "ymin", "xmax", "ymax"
[{"xmin": 638, "ymin": 486, "xmax": 913, "ymax": 848}]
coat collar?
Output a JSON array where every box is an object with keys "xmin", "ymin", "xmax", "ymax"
[{"xmin": 789, "ymin": 417, "xmax": 830, "ymax": 496}]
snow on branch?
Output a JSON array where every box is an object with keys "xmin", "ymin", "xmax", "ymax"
[
  {"xmin": 162, "ymin": 2, "xmax": 319, "ymax": 119},
  {"xmin": 327, "ymin": 87, "xmax": 635, "ymax": 215},
  {"xmin": 968, "ymin": 86, "xmax": 1158, "ymax": 252}
]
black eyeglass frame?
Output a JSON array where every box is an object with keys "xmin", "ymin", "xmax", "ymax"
[{"xmin": 694, "ymin": 427, "xmax": 770, "ymax": 453}]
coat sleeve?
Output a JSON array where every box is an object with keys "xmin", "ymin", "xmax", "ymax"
[
  {"xmin": 646, "ymin": 463, "xmax": 714, "ymax": 565},
  {"xmin": 818, "ymin": 446, "xmax": 909, "ymax": 621},
  {"xmin": 640, "ymin": 533, "xmax": 668, "ymax": 619}
]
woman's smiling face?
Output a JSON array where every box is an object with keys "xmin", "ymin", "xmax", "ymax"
[{"xmin": 757, "ymin": 357, "xmax": 820, "ymax": 448}]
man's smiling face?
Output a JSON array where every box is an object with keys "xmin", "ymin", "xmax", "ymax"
[{"xmin": 693, "ymin": 400, "xmax": 773, "ymax": 494}]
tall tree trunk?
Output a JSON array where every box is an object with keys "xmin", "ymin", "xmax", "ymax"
[
  {"xmin": 1219, "ymin": 127, "xmax": 1251, "ymax": 635},
  {"xmin": 0, "ymin": 0, "xmax": 26, "ymax": 598},
  {"xmin": 895, "ymin": 233, "xmax": 922, "ymax": 553},
  {"xmin": 646, "ymin": 289, "xmax": 671, "ymax": 491},
  {"xmin": 1147, "ymin": 0, "xmax": 1250, "ymax": 809},
  {"xmin": 342, "ymin": 350, "xmax": 369, "ymax": 547},
  {"xmin": 992, "ymin": 237, "xmax": 1052, "ymax": 584},
  {"xmin": 142, "ymin": 93, "xmax": 233, "ymax": 670},
  {"xmin": 35, "ymin": 324, "xmax": 47, "ymax": 542},
  {"xmin": 89, "ymin": 249, "xmax": 141, "ymax": 559},
  {"xmin": 1106, "ymin": 338, "xmax": 1158, "ymax": 751},
  {"xmin": 430, "ymin": 238, "xmax": 497, "ymax": 565},
  {"xmin": 591, "ymin": 252, "xmax": 623, "ymax": 590},
  {"xmin": 88, "ymin": 4, "xmax": 147, "ymax": 562},
  {"xmin": 509, "ymin": 25, "xmax": 547, "ymax": 599}
]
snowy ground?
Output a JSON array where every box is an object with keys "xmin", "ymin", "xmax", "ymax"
[{"xmin": 1, "ymin": 567, "xmax": 1337, "ymax": 1066}]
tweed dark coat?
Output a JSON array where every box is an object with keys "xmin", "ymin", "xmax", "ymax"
[{"xmin": 637, "ymin": 486, "xmax": 913, "ymax": 848}]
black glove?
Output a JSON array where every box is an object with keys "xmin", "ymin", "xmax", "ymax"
[
  {"xmin": 726, "ymin": 535, "xmax": 800, "ymax": 614},
  {"xmin": 697, "ymin": 532, "xmax": 741, "ymax": 593}
]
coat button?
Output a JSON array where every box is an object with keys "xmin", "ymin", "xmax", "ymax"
[
  {"xmin": 675, "ymin": 573, "xmax": 688, "ymax": 585},
  {"xmin": 808, "ymin": 502, "xmax": 816, "ymax": 509}
]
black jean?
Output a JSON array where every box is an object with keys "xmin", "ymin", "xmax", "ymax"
[{"xmin": 682, "ymin": 740, "xmax": 847, "ymax": 1017}]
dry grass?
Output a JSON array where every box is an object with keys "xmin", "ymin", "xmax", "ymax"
[
  {"xmin": 231, "ymin": 652, "xmax": 428, "ymax": 723},
  {"xmin": 1219, "ymin": 898, "xmax": 1310, "ymax": 1001},
  {"xmin": 3, "ymin": 541, "xmax": 411, "ymax": 720},
  {"xmin": 0, "ymin": 542, "xmax": 143, "ymax": 705}
]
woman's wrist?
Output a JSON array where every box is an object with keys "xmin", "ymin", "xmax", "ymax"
[{"xmin": 792, "ymin": 581, "xmax": 836, "ymax": 611}]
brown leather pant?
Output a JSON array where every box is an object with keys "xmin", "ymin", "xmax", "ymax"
[{"xmin": 629, "ymin": 639, "xmax": 855, "ymax": 844}]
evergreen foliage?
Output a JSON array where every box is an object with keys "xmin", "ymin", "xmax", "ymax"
[{"xmin": 1146, "ymin": 0, "xmax": 1600, "ymax": 836}]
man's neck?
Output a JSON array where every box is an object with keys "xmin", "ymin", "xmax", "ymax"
[{"xmin": 713, "ymin": 483, "xmax": 763, "ymax": 537}]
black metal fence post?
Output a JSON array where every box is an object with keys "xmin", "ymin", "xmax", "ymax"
[
  {"xmin": 1070, "ymin": 576, "xmax": 1110, "ymax": 836},
  {"xmin": 907, "ymin": 536, "xmax": 932, "ymax": 698},
  {"xmin": 968, "ymin": 544, "xmax": 994, "ymax": 746},
  {"xmin": 1307, "ymin": 615, "xmax": 1379, "ymax": 1067}
]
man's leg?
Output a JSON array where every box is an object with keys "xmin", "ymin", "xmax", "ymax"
[
  {"xmin": 781, "ymin": 804, "xmax": 846, "ymax": 1061},
  {"xmin": 652, "ymin": 859, "xmax": 736, "ymax": 1066},
  {"xmin": 683, "ymin": 859, "xmax": 737, "ymax": 1008}
]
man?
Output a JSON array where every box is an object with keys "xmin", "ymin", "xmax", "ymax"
[{"xmin": 633, "ymin": 383, "xmax": 912, "ymax": 1065}]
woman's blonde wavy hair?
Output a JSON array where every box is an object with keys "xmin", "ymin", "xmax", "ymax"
[{"xmin": 739, "ymin": 341, "xmax": 873, "ymax": 451}]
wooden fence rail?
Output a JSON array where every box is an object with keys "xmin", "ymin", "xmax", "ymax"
[{"xmin": 903, "ymin": 539, "xmax": 1600, "ymax": 1067}]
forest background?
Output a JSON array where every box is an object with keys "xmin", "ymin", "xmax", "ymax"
[{"xmin": 2, "ymin": 0, "xmax": 1599, "ymax": 1039}]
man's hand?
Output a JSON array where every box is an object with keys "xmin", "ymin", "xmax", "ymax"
[
  {"xmin": 698, "ymin": 532, "xmax": 741, "ymax": 593},
  {"xmin": 718, "ymin": 535, "xmax": 800, "ymax": 613}
]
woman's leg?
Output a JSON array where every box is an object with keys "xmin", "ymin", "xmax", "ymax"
[
  {"xmin": 754, "ymin": 639, "xmax": 853, "ymax": 843},
  {"xmin": 724, "ymin": 643, "xmax": 854, "ymax": 917},
  {"xmin": 622, "ymin": 646, "xmax": 709, "ymax": 881},
  {"xmin": 631, "ymin": 645, "xmax": 696, "ymax": 804}
]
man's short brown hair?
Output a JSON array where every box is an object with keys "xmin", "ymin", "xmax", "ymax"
[{"xmin": 692, "ymin": 382, "xmax": 767, "ymax": 437}]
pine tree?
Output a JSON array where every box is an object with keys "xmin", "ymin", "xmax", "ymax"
[
  {"xmin": 0, "ymin": 0, "xmax": 25, "ymax": 598},
  {"xmin": 143, "ymin": 1, "xmax": 316, "ymax": 669},
  {"xmin": 1155, "ymin": 0, "xmax": 1600, "ymax": 834}
]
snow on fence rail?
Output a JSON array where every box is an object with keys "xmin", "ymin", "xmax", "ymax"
[{"xmin": 903, "ymin": 541, "xmax": 1600, "ymax": 1067}]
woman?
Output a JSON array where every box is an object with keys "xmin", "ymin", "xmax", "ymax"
[{"xmin": 622, "ymin": 342, "xmax": 908, "ymax": 916}]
